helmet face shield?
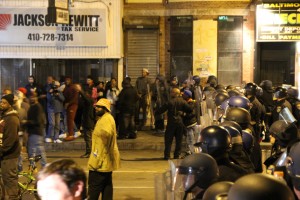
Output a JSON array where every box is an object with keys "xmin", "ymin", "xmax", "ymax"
[{"xmin": 175, "ymin": 166, "xmax": 203, "ymax": 193}]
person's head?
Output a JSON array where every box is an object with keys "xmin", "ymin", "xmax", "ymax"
[
  {"xmin": 122, "ymin": 79, "xmax": 131, "ymax": 88},
  {"xmin": 28, "ymin": 75, "xmax": 35, "ymax": 84},
  {"xmin": 274, "ymin": 86, "xmax": 288, "ymax": 100},
  {"xmin": 37, "ymin": 159, "xmax": 87, "ymax": 200},
  {"xmin": 227, "ymin": 174, "xmax": 295, "ymax": 200},
  {"xmin": 86, "ymin": 75, "xmax": 94, "ymax": 86},
  {"xmin": 0, "ymin": 93, "xmax": 14, "ymax": 112},
  {"xmin": 228, "ymin": 95, "xmax": 251, "ymax": 110},
  {"xmin": 194, "ymin": 125, "xmax": 232, "ymax": 158},
  {"xmin": 94, "ymin": 98, "xmax": 111, "ymax": 117},
  {"xmin": 98, "ymin": 81, "xmax": 105, "ymax": 89},
  {"xmin": 142, "ymin": 68, "xmax": 149, "ymax": 77},
  {"xmin": 224, "ymin": 107, "xmax": 251, "ymax": 130},
  {"xmin": 2, "ymin": 88, "xmax": 12, "ymax": 95},
  {"xmin": 260, "ymin": 80, "xmax": 273, "ymax": 92},
  {"xmin": 269, "ymin": 120, "xmax": 298, "ymax": 148},
  {"xmin": 176, "ymin": 153, "xmax": 219, "ymax": 198},
  {"xmin": 65, "ymin": 76, "xmax": 72, "ymax": 85},
  {"xmin": 182, "ymin": 89, "xmax": 192, "ymax": 100},
  {"xmin": 170, "ymin": 75, "xmax": 178, "ymax": 86},
  {"xmin": 244, "ymin": 82, "xmax": 257, "ymax": 97},
  {"xmin": 207, "ymin": 75, "xmax": 217, "ymax": 88},
  {"xmin": 110, "ymin": 78, "xmax": 117, "ymax": 88},
  {"xmin": 170, "ymin": 88, "xmax": 180, "ymax": 98},
  {"xmin": 47, "ymin": 76, "xmax": 54, "ymax": 85},
  {"xmin": 215, "ymin": 92, "xmax": 229, "ymax": 107},
  {"xmin": 29, "ymin": 92, "xmax": 39, "ymax": 105}
]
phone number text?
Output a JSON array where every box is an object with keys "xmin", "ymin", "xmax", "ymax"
[{"xmin": 27, "ymin": 33, "xmax": 73, "ymax": 41}]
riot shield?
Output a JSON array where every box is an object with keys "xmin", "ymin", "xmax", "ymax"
[{"xmin": 279, "ymin": 107, "xmax": 297, "ymax": 123}]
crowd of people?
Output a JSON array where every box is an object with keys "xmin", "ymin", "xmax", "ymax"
[{"xmin": 1, "ymin": 69, "xmax": 300, "ymax": 199}]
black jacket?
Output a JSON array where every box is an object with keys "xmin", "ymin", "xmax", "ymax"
[
  {"xmin": 26, "ymin": 102, "xmax": 46, "ymax": 136},
  {"xmin": 118, "ymin": 84, "xmax": 139, "ymax": 114},
  {"xmin": 156, "ymin": 96, "xmax": 193, "ymax": 125}
]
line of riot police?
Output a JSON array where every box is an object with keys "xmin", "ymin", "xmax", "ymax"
[{"xmin": 153, "ymin": 73, "xmax": 300, "ymax": 200}]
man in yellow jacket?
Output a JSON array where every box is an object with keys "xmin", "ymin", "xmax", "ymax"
[{"xmin": 87, "ymin": 98, "xmax": 120, "ymax": 200}]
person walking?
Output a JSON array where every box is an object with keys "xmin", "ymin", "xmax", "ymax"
[
  {"xmin": 0, "ymin": 94, "xmax": 21, "ymax": 199},
  {"xmin": 24, "ymin": 92, "xmax": 47, "ymax": 168},
  {"xmin": 63, "ymin": 76, "xmax": 80, "ymax": 141},
  {"xmin": 87, "ymin": 98, "xmax": 120, "ymax": 200}
]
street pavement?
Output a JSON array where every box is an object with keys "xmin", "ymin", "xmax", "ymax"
[
  {"xmin": 45, "ymin": 150, "xmax": 170, "ymax": 200},
  {"xmin": 25, "ymin": 130, "xmax": 271, "ymax": 200}
]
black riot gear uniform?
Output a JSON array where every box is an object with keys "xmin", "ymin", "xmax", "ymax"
[
  {"xmin": 177, "ymin": 153, "xmax": 219, "ymax": 200},
  {"xmin": 195, "ymin": 125, "xmax": 248, "ymax": 182}
]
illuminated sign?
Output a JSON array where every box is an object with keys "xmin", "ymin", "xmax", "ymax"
[{"xmin": 256, "ymin": 3, "xmax": 300, "ymax": 42}]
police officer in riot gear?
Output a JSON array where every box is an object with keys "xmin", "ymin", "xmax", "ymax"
[
  {"xmin": 264, "ymin": 120, "xmax": 299, "ymax": 169},
  {"xmin": 220, "ymin": 121, "xmax": 255, "ymax": 173},
  {"xmin": 228, "ymin": 95, "xmax": 251, "ymax": 111},
  {"xmin": 287, "ymin": 87, "xmax": 300, "ymax": 128},
  {"xmin": 224, "ymin": 107, "xmax": 263, "ymax": 172},
  {"xmin": 176, "ymin": 153, "xmax": 219, "ymax": 200},
  {"xmin": 195, "ymin": 125, "xmax": 248, "ymax": 182},
  {"xmin": 227, "ymin": 174, "xmax": 295, "ymax": 200},
  {"xmin": 244, "ymin": 82, "xmax": 266, "ymax": 141},
  {"xmin": 271, "ymin": 86, "xmax": 293, "ymax": 124}
]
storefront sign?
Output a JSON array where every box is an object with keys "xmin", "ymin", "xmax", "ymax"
[
  {"xmin": 0, "ymin": 7, "xmax": 107, "ymax": 46},
  {"xmin": 256, "ymin": 3, "xmax": 300, "ymax": 42}
]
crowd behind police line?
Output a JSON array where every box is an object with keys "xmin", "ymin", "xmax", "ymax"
[{"xmin": 1, "ymin": 69, "xmax": 300, "ymax": 199}]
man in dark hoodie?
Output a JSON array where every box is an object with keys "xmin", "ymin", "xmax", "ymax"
[
  {"xmin": 117, "ymin": 79, "xmax": 139, "ymax": 139},
  {"xmin": 0, "ymin": 93, "xmax": 21, "ymax": 199}
]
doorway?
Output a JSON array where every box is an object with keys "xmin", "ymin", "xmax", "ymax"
[{"xmin": 256, "ymin": 42, "xmax": 295, "ymax": 87}]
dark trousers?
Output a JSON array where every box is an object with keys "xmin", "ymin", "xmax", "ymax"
[
  {"xmin": 119, "ymin": 113, "xmax": 136, "ymax": 138},
  {"xmin": 83, "ymin": 127, "xmax": 92, "ymax": 154},
  {"xmin": 66, "ymin": 104, "xmax": 78, "ymax": 136},
  {"xmin": 88, "ymin": 170, "xmax": 113, "ymax": 200},
  {"xmin": 135, "ymin": 96, "xmax": 148, "ymax": 127},
  {"xmin": 1, "ymin": 158, "xmax": 19, "ymax": 200},
  {"xmin": 164, "ymin": 123, "xmax": 185, "ymax": 159}
]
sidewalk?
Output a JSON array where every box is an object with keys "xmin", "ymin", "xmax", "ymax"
[
  {"xmin": 45, "ymin": 130, "xmax": 166, "ymax": 151},
  {"xmin": 45, "ymin": 129, "xmax": 272, "ymax": 152}
]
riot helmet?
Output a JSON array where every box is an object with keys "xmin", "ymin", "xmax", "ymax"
[
  {"xmin": 260, "ymin": 80, "xmax": 273, "ymax": 92},
  {"xmin": 227, "ymin": 174, "xmax": 295, "ymax": 200},
  {"xmin": 226, "ymin": 85, "xmax": 236, "ymax": 91},
  {"xmin": 220, "ymin": 121, "xmax": 243, "ymax": 145},
  {"xmin": 286, "ymin": 141, "xmax": 300, "ymax": 191},
  {"xmin": 227, "ymin": 89, "xmax": 241, "ymax": 97},
  {"xmin": 224, "ymin": 107, "xmax": 251, "ymax": 129},
  {"xmin": 215, "ymin": 84, "xmax": 226, "ymax": 91},
  {"xmin": 274, "ymin": 87, "xmax": 288, "ymax": 99},
  {"xmin": 256, "ymin": 86, "xmax": 263, "ymax": 97},
  {"xmin": 176, "ymin": 153, "xmax": 219, "ymax": 198},
  {"xmin": 195, "ymin": 125, "xmax": 232, "ymax": 157},
  {"xmin": 228, "ymin": 96, "xmax": 250, "ymax": 110},
  {"xmin": 193, "ymin": 75, "xmax": 201, "ymax": 86},
  {"xmin": 203, "ymin": 86, "xmax": 216, "ymax": 93},
  {"xmin": 242, "ymin": 130, "xmax": 254, "ymax": 153},
  {"xmin": 244, "ymin": 82, "xmax": 257, "ymax": 96},
  {"xmin": 202, "ymin": 181, "xmax": 233, "ymax": 200},
  {"xmin": 219, "ymin": 121, "xmax": 243, "ymax": 135},
  {"xmin": 215, "ymin": 93, "xmax": 230, "ymax": 107},
  {"xmin": 269, "ymin": 120, "xmax": 298, "ymax": 148},
  {"xmin": 287, "ymin": 87, "xmax": 299, "ymax": 99}
]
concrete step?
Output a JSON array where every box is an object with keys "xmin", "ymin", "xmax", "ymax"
[{"xmin": 45, "ymin": 130, "xmax": 272, "ymax": 152}]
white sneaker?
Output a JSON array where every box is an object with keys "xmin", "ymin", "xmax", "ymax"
[
  {"xmin": 59, "ymin": 133, "xmax": 67, "ymax": 139},
  {"xmin": 74, "ymin": 131, "xmax": 82, "ymax": 138},
  {"xmin": 45, "ymin": 138, "xmax": 53, "ymax": 143},
  {"xmin": 54, "ymin": 139, "xmax": 63, "ymax": 143}
]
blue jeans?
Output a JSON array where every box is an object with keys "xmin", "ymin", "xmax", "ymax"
[
  {"xmin": 46, "ymin": 112, "xmax": 61, "ymax": 140},
  {"xmin": 27, "ymin": 134, "xmax": 47, "ymax": 168}
]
